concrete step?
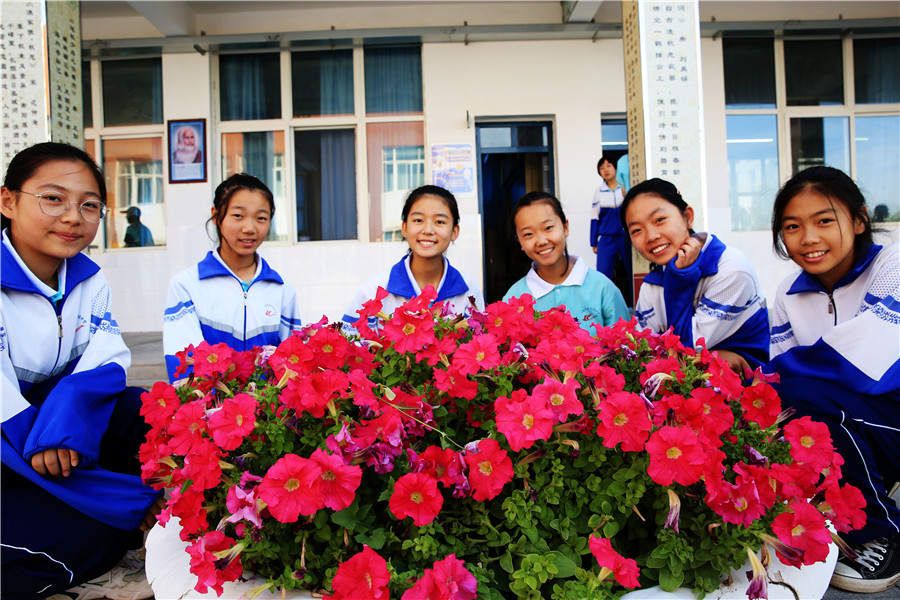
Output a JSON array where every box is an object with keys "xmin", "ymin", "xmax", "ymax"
[{"xmin": 122, "ymin": 332, "xmax": 167, "ymax": 390}]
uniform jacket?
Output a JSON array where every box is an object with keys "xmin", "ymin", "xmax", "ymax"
[
  {"xmin": 768, "ymin": 242, "xmax": 899, "ymax": 396},
  {"xmin": 1, "ymin": 231, "xmax": 158, "ymax": 530},
  {"xmin": 634, "ymin": 234, "xmax": 770, "ymax": 367},
  {"xmin": 589, "ymin": 182, "xmax": 626, "ymax": 245},
  {"xmin": 163, "ymin": 250, "xmax": 302, "ymax": 381},
  {"xmin": 342, "ymin": 255, "xmax": 484, "ymax": 329},
  {"xmin": 503, "ymin": 255, "xmax": 630, "ymax": 331}
]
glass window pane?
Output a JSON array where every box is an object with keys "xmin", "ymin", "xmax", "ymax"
[
  {"xmin": 784, "ymin": 39, "xmax": 843, "ymax": 106},
  {"xmin": 790, "ymin": 117, "xmax": 850, "ymax": 173},
  {"xmin": 366, "ymin": 122, "xmax": 424, "ymax": 241},
  {"xmin": 364, "ymin": 46, "xmax": 423, "ymax": 115},
  {"xmin": 723, "ymin": 38, "xmax": 776, "ymax": 108},
  {"xmin": 101, "ymin": 58, "xmax": 162, "ymax": 126},
  {"xmin": 221, "ymin": 131, "xmax": 289, "ymax": 241},
  {"xmin": 854, "ymin": 38, "xmax": 900, "ymax": 104},
  {"xmin": 219, "ymin": 54, "xmax": 281, "ymax": 121},
  {"xmin": 83, "ymin": 61, "xmax": 92, "ymax": 128},
  {"xmin": 856, "ymin": 115, "xmax": 900, "ymax": 221},
  {"xmin": 479, "ymin": 127, "xmax": 512, "ymax": 149},
  {"xmin": 294, "ymin": 129, "xmax": 358, "ymax": 241},
  {"xmin": 601, "ymin": 119, "xmax": 628, "ymax": 152},
  {"xmin": 102, "ymin": 138, "xmax": 164, "ymax": 248},
  {"xmin": 726, "ymin": 115, "xmax": 780, "ymax": 231},
  {"xmin": 291, "ymin": 50, "xmax": 354, "ymax": 117}
]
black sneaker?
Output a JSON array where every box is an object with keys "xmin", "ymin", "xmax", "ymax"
[{"xmin": 831, "ymin": 535, "xmax": 900, "ymax": 593}]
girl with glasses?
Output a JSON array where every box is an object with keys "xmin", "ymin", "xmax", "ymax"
[{"xmin": 0, "ymin": 142, "xmax": 163, "ymax": 598}]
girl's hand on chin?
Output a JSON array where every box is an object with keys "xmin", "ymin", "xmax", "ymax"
[{"xmin": 674, "ymin": 235, "xmax": 703, "ymax": 269}]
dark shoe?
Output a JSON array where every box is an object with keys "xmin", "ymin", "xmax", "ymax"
[{"xmin": 831, "ymin": 535, "xmax": 900, "ymax": 593}]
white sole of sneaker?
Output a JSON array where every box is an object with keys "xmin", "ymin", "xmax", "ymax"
[{"xmin": 830, "ymin": 571, "xmax": 900, "ymax": 594}]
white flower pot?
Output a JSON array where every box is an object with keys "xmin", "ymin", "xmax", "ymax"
[{"xmin": 621, "ymin": 540, "xmax": 837, "ymax": 600}]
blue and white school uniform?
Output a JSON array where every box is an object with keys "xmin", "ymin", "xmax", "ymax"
[
  {"xmin": 342, "ymin": 255, "xmax": 484, "ymax": 330},
  {"xmin": 163, "ymin": 250, "xmax": 302, "ymax": 382},
  {"xmin": 503, "ymin": 255, "xmax": 630, "ymax": 331},
  {"xmin": 589, "ymin": 181, "xmax": 630, "ymax": 281},
  {"xmin": 634, "ymin": 233, "xmax": 769, "ymax": 368},
  {"xmin": 767, "ymin": 242, "xmax": 900, "ymax": 545},
  {"xmin": 1, "ymin": 231, "xmax": 161, "ymax": 597}
]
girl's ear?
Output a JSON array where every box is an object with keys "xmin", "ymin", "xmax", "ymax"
[
  {"xmin": 563, "ymin": 220, "xmax": 570, "ymax": 237},
  {"xmin": 0, "ymin": 187, "xmax": 17, "ymax": 219},
  {"xmin": 450, "ymin": 223, "xmax": 460, "ymax": 243},
  {"xmin": 683, "ymin": 206, "xmax": 695, "ymax": 230},
  {"xmin": 854, "ymin": 206, "xmax": 868, "ymax": 235}
]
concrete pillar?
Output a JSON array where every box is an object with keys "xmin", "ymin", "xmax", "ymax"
[
  {"xmin": 621, "ymin": 0, "xmax": 706, "ymax": 301},
  {"xmin": 1, "ymin": 0, "xmax": 83, "ymax": 172}
]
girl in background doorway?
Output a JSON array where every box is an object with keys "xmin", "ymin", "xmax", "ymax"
[
  {"xmin": 504, "ymin": 191, "xmax": 629, "ymax": 331},
  {"xmin": 590, "ymin": 154, "xmax": 631, "ymax": 304},
  {"xmin": 621, "ymin": 178, "xmax": 769, "ymax": 371},
  {"xmin": 342, "ymin": 185, "xmax": 484, "ymax": 331},
  {"xmin": 1, "ymin": 142, "xmax": 162, "ymax": 599},
  {"xmin": 765, "ymin": 166, "xmax": 900, "ymax": 594},
  {"xmin": 163, "ymin": 173, "xmax": 302, "ymax": 382}
]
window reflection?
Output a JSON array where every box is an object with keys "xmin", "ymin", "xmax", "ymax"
[
  {"xmin": 785, "ymin": 39, "xmax": 843, "ymax": 106},
  {"xmin": 294, "ymin": 129, "xmax": 358, "ymax": 241},
  {"xmin": 790, "ymin": 117, "xmax": 849, "ymax": 173},
  {"xmin": 101, "ymin": 138, "xmax": 164, "ymax": 248},
  {"xmin": 856, "ymin": 116, "xmax": 900, "ymax": 221},
  {"xmin": 726, "ymin": 115, "xmax": 779, "ymax": 231},
  {"xmin": 221, "ymin": 131, "xmax": 288, "ymax": 242}
]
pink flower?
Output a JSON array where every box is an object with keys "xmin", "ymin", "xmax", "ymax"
[
  {"xmin": 645, "ymin": 426, "xmax": 706, "ymax": 486},
  {"xmin": 187, "ymin": 530, "xmax": 243, "ymax": 595},
  {"xmin": 589, "ymin": 536, "xmax": 641, "ymax": 589},
  {"xmin": 820, "ymin": 476, "xmax": 867, "ymax": 534},
  {"xmin": 771, "ymin": 501, "xmax": 833, "ymax": 566},
  {"xmin": 181, "ymin": 437, "xmax": 223, "ymax": 491},
  {"xmin": 326, "ymin": 546, "xmax": 391, "ymax": 600},
  {"xmin": 390, "ymin": 472, "xmax": 443, "ymax": 526},
  {"xmin": 415, "ymin": 446, "xmax": 465, "ymax": 488},
  {"xmin": 740, "ymin": 383, "xmax": 782, "ymax": 429},
  {"xmin": 463, "ymin": 438, "xmax": 514, "ymax": 501},
  {"xmin": 784, "ymin": 416, "xmax": 835, "ymax": 473},
  {"xmin": 208, "ymin": 393, "xmax": 258, "ymax": 451},
  {"xmin": 225, "ymin": 477, "xmax": 264, "ymax": 528},
  {"xmin": 309, "ymin": 448, "xmax": 363, "ymax": 511},
  {"xmin": 259, "ymin": 454, "xmax": 325, "ymax": 522},
  {"xmin": 494, "ymin": 389, "xmax": 554, "ymax": 452},
  {"xmin": 433, "ymin": 365, "xmax": 479, "ymax": 401},
  {"xmin": 425, "ymin": 554, "xmax": 478, "ymax": 600},
  {"xmin": 167, "ymin": 399, "xmax": 208, "ymax": 455},
  {"xmin": 532, "ymin": 378, "xmax": 583, "ymax": 423},
  {"xmin": 140, "ymin": 381, "xmax": 181, "ymax": 430},
  {"xmin": 596, "ymin": 391, "xmax": 651, "ymax": 452},
  {"xmin": 453, "ymin": 333, "xmax": 502, "ymax": 376},
  {"xmin": 192, "ymin": 342, "xmax": 237, "ymax": 381},
  {"xmin": 383, "ymin": 307, "xmax": 436, "ymax": 354}
]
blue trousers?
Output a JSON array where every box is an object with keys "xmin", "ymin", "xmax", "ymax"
[
  {"xmin": 775, "ymin": 377, "xmax": 900, "ymax": 545},
  {"xmin": 1, "ymin": 387, "xmax": 149, "ymax": 599},
  {"xmin": 595, "ymin": 233, "xmax": 632, "ymax": 305}
]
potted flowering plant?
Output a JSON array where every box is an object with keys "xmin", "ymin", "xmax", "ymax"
[{"xmin": 140, "ymin": 288, "xmax": 866, "ymax": 599}]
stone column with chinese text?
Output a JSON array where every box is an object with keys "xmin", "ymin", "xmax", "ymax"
[
  {"xmin": 621, "ymin": 0, "xmax": 706, "ymax": 303},
  {"xmin": 1, "ymin": 0, "xmax": 83, "ymax": 172}
]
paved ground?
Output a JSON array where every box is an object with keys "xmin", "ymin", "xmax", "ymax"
[{"xmin": 120, "ymin": 332, "xmax": 899, "ymax": 600}]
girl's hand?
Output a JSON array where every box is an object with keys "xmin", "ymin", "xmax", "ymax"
[
  {"xmin": 140, "ymin": 495, "xmax": 168, "ymax": 531},
  {"xmin": 592, "ymin": 246, "xmax": 597, "ymax": 254},
  {"xmin": 715, "ymin": 349, "xmax": 751, "ymax": 374},
  {"xmin": 31, "ymin": 448, "xmax": 79, "ymax": 477},
  {"xmin": 674, "ymin": 235, "xmax": 703, "ymax": 269}
]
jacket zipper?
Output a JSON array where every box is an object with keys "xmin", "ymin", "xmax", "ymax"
[
  {"xmin": 242, "ymin": 287, "xmax": 249, "ymax": 351},
  {"xmin": 826, "ymin": 292, "xmax": 837, "ymax": 326}
]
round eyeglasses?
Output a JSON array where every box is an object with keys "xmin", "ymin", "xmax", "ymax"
[{"xmin": 16, "ymin": 190, "xmax": 108, "ymax": 224}]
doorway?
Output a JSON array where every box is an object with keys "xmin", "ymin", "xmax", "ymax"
[{"xmin": 476, "ymin": 122, "xmax": 554, "ymax": 304}]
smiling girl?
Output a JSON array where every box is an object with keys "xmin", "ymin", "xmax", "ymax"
[
  {"xmin": 765, "ymin": 166, "xmax": 900, "ymax": 594},
  {"xmin": 504, "ymin": 191, "xmax": 629, "ymax": 331},
  {"xmin": 163, "ymin": 174, "xmax": 302, "ymax": 382},
  {"xmin": 1, "ymin": 143, "xmax": 162, "ymax": 598},
  {"xmin": 342, "ymin": 185, "xmax": 483, "ymax": 330},
  {"xmin": 621, "ymin": 178, "xmax": 769, "ymax": 370}
]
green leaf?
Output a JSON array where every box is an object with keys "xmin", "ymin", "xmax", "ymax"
[
  {"xmin": 500, "ymin": 551, "xmax": 514, "ymax": 573},
  {"xmin": 549, "ymin": 551, "xmax": 578, "ymax": 579},
  {"xmin": 659, "ymin": 568, "xmax": 685, "ymax": 592},
  {"xmin": 356, "ymin": 528, "xmax": 386, "ymax": 550}
]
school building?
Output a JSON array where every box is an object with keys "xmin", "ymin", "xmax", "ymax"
[{"xmin": 4, "ymin": 1, "xmax": 899, "ymax": 332}]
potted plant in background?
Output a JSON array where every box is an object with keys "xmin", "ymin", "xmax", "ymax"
[{"xmin": 141, "ymin": 288, "xmax": 865, "ymax": 599}]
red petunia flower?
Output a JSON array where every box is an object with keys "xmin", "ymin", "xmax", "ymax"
[
  {"xmin": 140, "ymin": 381, "xmax": 181, "ymax": 430},
  {"xmin": 167, "ymin": 399, "xmax": 209, "ymax": 456},
  {"xmin": 453, "ymin": 333, "xmax": 502, "ymax": 376},
  {"xmin": 181, "ymin": 437, "xmax": 223, "ymax": 491},
  {"xmin": 740, "ymin": 383, "xmax": 782, "ymax": 429},
  {"xmin": 771, "ymin": 501, "xmax": 833, "ymax": 566},
  {"xmin": 187, "ymin": 530, "xmax": 243, "ymax": 595},
  {"xmin": 417, "ymin": 335, "xmax": 459, "ymax": 367},
  {"xmin": 430, "ymin": 554, "xmax": 478, "ymax": 600},
  {"xmin": 596, "ymin": 391, "xmax": 651, "ymax": 452},
  {"xmin": 820, "ymin": 475, "xmax": 867, "ymax": 533},
  {"xmin": 167, "ymin": 487, "xmax": 208, "ymax": 540},
  {"xmin": 532, "ymin": 378, "xmax": 583, "ymax": 423},
  {"xmin": 390, "ymin": 472, "xmax": 443, "ymax": 526},
  {"xmin": 494, "ymin": 389, "xmax": 554, "ymax": 452},
  {"xmin": 383, "ymin": 308, "xmax": 437, "ymax": 354},
  {"xmin": 259, "ymin": 454, "xmax": 325, "ymax": 522},
  {"xmin": 326, "ymin": 546, "xmax": 391, "ymax": 600},
  {"xmin": 402, "ymin": 570, "xmax": 441, "ymax": 600},
  {"xmin": 705, "ymin": 357, "xmax": 744, "ymax": 400},
  {"xmin": 208, "ymin": 393, "xmax": 258, "ymax": 451},
  {"xmin": 464, "ymin": 438, "xmax": 514, "ymax": 501},
  {"xmin": 583, "ymin": 364, "xmax": 626, "ymax": 397},
  {"xmin": 416, "ymin": 446, "xmax": 465, "ymax": 488},
  {"xmin": 268, "ymin": 334, "xmax": 314, "ymax": 379},
  {"xmin": 589, "ymin": 536, "xmax": 641, "ymax": 589},
  {"xmin": 784, "ymin": 416, "xmax": 835, "ymax": 473},
  {"xmin": 192, "ymin": 341, "xmax": 237, "ymax": 381},
  {"xmin": 433, "ymin": 365, "xmax": 479, "ymax": 401},
  {"xmin": 645, "ymin": 425, "xmax": 706, "ymax": 486},
  {"xmin": 309, "ymin": 448, "xmax": 363, "ymax": 511}
]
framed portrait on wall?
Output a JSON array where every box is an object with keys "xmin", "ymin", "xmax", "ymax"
[{"xmin": 168, "ymin": 119, "xmax": 207, "ymax": 183}]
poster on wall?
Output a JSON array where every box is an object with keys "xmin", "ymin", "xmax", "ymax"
[
  {"xmin": 431, "ymin": 143, "xmax": 475, "ymax": 195},
  {"xmin": 168, "ymin": 119, "xmax": 207, "ymax": 183}
]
